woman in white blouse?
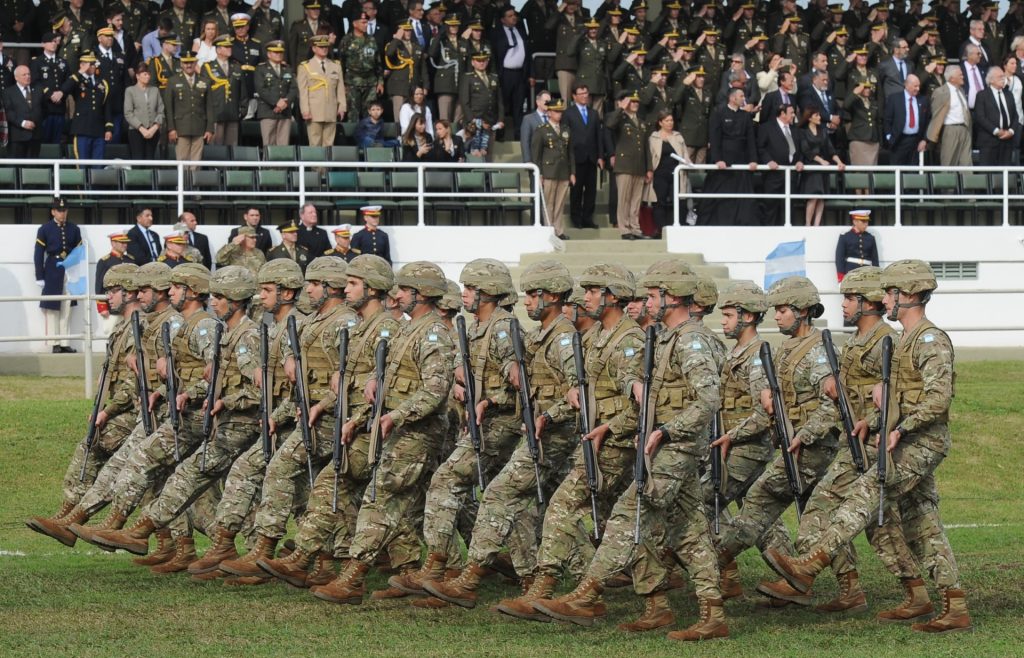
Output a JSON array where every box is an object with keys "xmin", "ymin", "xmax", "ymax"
[{"xmin": 193, "ymin": 19, "xmax": 219, "ymax": 64}]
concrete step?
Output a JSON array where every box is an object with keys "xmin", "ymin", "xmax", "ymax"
[
  {"xmin": 509, "ymin": 264, "xmax": 730, "ymax": 281},
  {"xmin": 561, "ymin": 239, "xmax": 671, "ymax": 254},
  {"xmin": 562, "ymin": 227, "xmax": 623, "ymax": 240}
]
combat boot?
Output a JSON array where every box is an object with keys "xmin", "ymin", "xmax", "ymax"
[
  {"xmin": 756, "ymin": 578, "xmax": 813, "ymax": 606},
  {"xmin": 223, "ymin": 575, "xmax": 272, "ymax": 586},
  {"xmin": 494, "ymin": 574, "xmax": 557, "ymax": 622},
  {"xmin": 187, "ymin": 528, "xmax": 238, "ymax": 575},
  {"xmin": 911, "ymin": 588, "xmax": 972, "ymax": 634},
  {"xmin": 531, "ymin": 577, "xmax": 606, "ymax": 626},
  {"xmin": 25, "ymin": 501, "xmax": 75, "ymax": 535},
  {"xmin": 190, "ymin": 570, "xmax": 225, "ymax": 582},
  {"xmin": 666, "ymin": 597, "xmax": 729, "ymax": 642},
  {"xmin": 219, "ymin": 535, "xmax": 278, "ymax": 577},
  {"xmin": 387, "ymin": 552, "xmax": 446, "ymax": 595},
  {"xmin": 305, "ymin": 552, "xmax": 340, "ymax": 587},
  {"xmin": 258, "ymin": 547, "xmax": 315, "ymax": 587},
  {"xmin": 29, "ymin": 505, "xmax": 89, "ymax": 548},
  {"xmin": 72, "ymin": 510, "xmax": 127, "ymax": 553},
  {"xmin": 133, "ymin": 529, "xmax": 175, "ymax": 566},
  {"xmin": 410, "ymin": 597, "xmax": 450, "ymax": 608},
  {"xmin": 151, "ymin": 536, "xmax": 197, "ymax": 574},
  {"xmin": 877, "ymin": 577, "xmax": 934, "ymax": 623},
  {"xmin": 816, "ymin": 571, "xmax": 868, "ymax": 613},
  {"xmin": 92, "ymin": 516, "xmax": 158, "ymax": 555},
  {"xmin": 310, "ymin": 560, "xmax": 370, "ymax": 605},
  {"xmin": 277, "ymin": 539, "xmax": 296, "ymax": 558},
  {"xmin": 423, "ymin": 563, "xmax": 488, "ymax": 608},
  {"xmin": 605, "ymin": 572, "xmax": 633, "ymax": 589},
  {"xmin": 371, "ymin": 564, "xmax": 418, "ymax": 600},
  {"xmin": 764, "ymin": 547, "xmax": 830, "ymax": 593},
  {"xmin": 719, "ymin": 559, "xmax": 743, "ymax": 600},
  {"xmin": 617, "ymin": 592, "xmax": 675, "ymax": 632},
  {"xmin": 489, "ymin": 552, "xmax": 518, "ymax": 581}
]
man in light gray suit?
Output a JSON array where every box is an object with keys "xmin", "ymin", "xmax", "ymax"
[
  {"xmin": 927, "ymin": 66, "xmax": 973, "ymax": 166},
  {"xmin": 877, "ymin": 37, "xmax": 914, "ymax": 110},
  {"xmin": 520, "ymin": 89, "xmax": 550, "ymax": 162}
]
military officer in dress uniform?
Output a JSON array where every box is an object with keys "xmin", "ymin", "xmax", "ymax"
[
  {"xmin": 156, "ymin": 230, "xmax": 196, "ymax": 268},
  {"xmin": 159, "ymin": 0, "xmax": 199, "ymax": 47},
  {"xmin": 34, "ymin": 197, "xmax": 83, "ymax": 353},
  {"xmin": 55, "ymin": 13, "xmax": 88, "ymax": 72},
  {"xmin": 605, "ymin": 90, "xmax": 651, "ymax": 240},
  {"xmin": 148, "ymin": 34, "xmax": 182, "ymax": 90},
  {"xmin": 254, "ymin": 40, "xmax": 296, "ymax": 147},
  {"xmin": 835, "ymin": 209, "xmax": 880, "ymax": 282},
  {"xmin": 250, "ymin": 0, "xmax": 285, "ymax": 46},
  {"xmin": 678, "ymin": 67, "xmax": 711, "ymax": 163},
  {"xmin": 297, "ymin": 34, "xmax": 346, "ymax": 147},
  {"xmin": 350, "ymin": 205, "xmax": 392, "ymax": 264},
  {"xmin": 94, "ymin": 231, "xmax": 134, "ymax": 333},
  {"xmin": 772, "ymin": 15, "xmax": 810, "ymax": 75},
  {"xmin": 532, "ymin": 98, "xmax": 575, "ymax": 240},
  {"xmin": 458, "ymin": 52, "xmax": 499, "ymax": 130},
  {"xmin": 267, "ymin": 219, "xmax": 311, "ymax": 273},
  {"xmin": 385, "ymin": 21, "xmax": 428, "ymax": 121},
  {"xmin": 30, "ymin": 31, "xmax": 70, "ymax": 144},
  {"xmin": 163, "ymin": 50, "xmax": 214, "ymax": 164},
  {"xmin": 845, "ymin": 80, "xmax": 881, "ymax": 167},
  {"xmin": 573, "ymin": 20, "xmax": 610, "ymax": 116},
  {"xmin": 325, "ymin": 224, "xmax": 359, "ymax": 262},
  {"xmin": 62, "ymin": 51, "xmax": 113, "ymax": 161},
  {"xmin": 697, "ymin": 28, "xmax": 729, "ymax": 94},
  {"xmin": 95, "ymin": 27, "xmax": 128, "ymax": 143},
  {"xmin": 288, "ymin": 0, "xmax": 325, "ymax": 68},
  {"xmin": 230, "ymin": 13, "xmax": 264, "ymax": 114},
  {"xmin": 202, "ymin": 35, "xmax": 247, "ymax": 146}
]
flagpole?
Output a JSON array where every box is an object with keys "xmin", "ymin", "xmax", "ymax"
[{"xmin": 83, "ymin": 240, "xmax": 93, "ymax": 400}]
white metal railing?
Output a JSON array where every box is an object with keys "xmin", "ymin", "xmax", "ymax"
[
  {"xmin": 2, "ymin": 158, "xmax": 543, "ymax": 227},
  {"xmin": 671, "ymin": 163, "xmax": 1023, "ymax": 228}
]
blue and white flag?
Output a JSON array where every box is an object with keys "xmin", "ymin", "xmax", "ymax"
[
  {"xmin": 57, "ymin": 244, "xmax": 88, "ymax": 296},
  {"xmin": 764, "ymin": 239, "xmax": 805, "ymax": 289}
]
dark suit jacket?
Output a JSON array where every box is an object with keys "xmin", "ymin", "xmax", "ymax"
[
  {"xmin": 188, "ymin": 230, "xmax": 213, "ymax": 270},
  {"xmin": 973, "ymin": 86, "xmax": 1021, "ymax": 149},
  {"xmin": 884, "ymin": 91, "xmax": 930, "ymax": 147},
  {"xmin": 960, "ymin": 62, "xmax": 988, "ymax": 107},
  {"xmin": 3, "ymin": 84, "xmax": 43, "ymax": 143},
  {"xmin": 489, "ymin": 23, "xmax": 532, "ymax": 78},
  {"xmin": 126, "ymin": 224, "xmax": 162, "ymax": 266},
  {"xmin": 797, "ymin": 84, "xmax": 836, "ymax": 119},
  {"xmin": 877, "ymin": 57, "xmax": 914, "ymax": 103},
  {"xmin": 758, "ymin": 88, "xmax": 799, "ymax": 126},
  {"xmin": 757, "ymin": 119, "xmax": 802, "ymax": 166},
  {"xmin": 563, "ymin": 102, "xmax": 606, "ymax": 164}
]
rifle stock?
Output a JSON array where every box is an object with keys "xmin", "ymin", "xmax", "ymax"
[
  {"xmin": 162, "ymin": 321, "xmax": 181, "ymax": 463},
  {"xmin": 572, "ymin": 331, "xmax": 601, "ymax": 540},
  {"xmin": 633, "ymin": 326, "xmax": 657, "ymax": 544},
  {"xmin": 877, "ymin": 335, "xmax": 894, "ymax": 527},
  {"xmin": 332, "ymin": 328, "xmax": 349, "ymax": 512},
  {"xmin": 759, "ymin": 342, "xmax": 804, "ymax": 517},
  {"xmin": 510, "ymin": 319, "xmax": 544, "ymax": 505},
  {"xmin": 287, "ymin": 314, "xmax": 316, "ymax": 487},
  {"xmin": 367, "ymin": 338, "xmax": 389, "ymax": 502},
  {"xmin": 456, "ymin": 315, "xmax": 486, "ymax": 500},
  {"xmin": 132, "ymin": 311, "xmax": 154, "ymax": 435},
  {"xmin": 822, "ymin": 329, "xmax": 867, "ymax": 473},
  {"xmin": 199, "ymin": 321, "xmax": 224, "ymax": 472}
]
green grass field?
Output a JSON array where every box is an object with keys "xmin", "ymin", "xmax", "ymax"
[{"xmin": 1, "ymin": 363, "xmax": 1022, "ymax": 658}]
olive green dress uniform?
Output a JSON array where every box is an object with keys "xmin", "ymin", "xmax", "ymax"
[
  {"xmin": 163, "ymin": 70, "xmax": 215, "ymax": 162},
  {"xmin": 297, "ymin": 55, "xmax": 347, "ymax": 147},
  {"xmin": 148, "ymin": 53, "xmax": 181, "ymax": 90},
  {"xmin": 638, "ymin": 80, "xmax": 683, "ymax": 123},
  {"xmin": 202, "ymin": 58, "xmax": 248, "ymax": 146},
  {"xmin": 549, "ymin": 12, "xmax": 586, "ymax": 107},
  {"xmin": 287, "ymin": 17, "xmax": 320, "ymax": 70},
  {"xmin": 159, "ymin": 7, "xmax": 199, "ymax": 43},
  {"xmin": 771, "ymin": 29, "xmax": 811, "ymax": 75},
  {"xmin": 458, "ymin": 66, "xmax": 500, "ymax": 125},
  {"xmin": 612, "ymin": 58, "xmax": 649, "ymax": 95},
  {"xmin": 605, "ymin": 105, "xmax": 650, "ymax": 238},
  {"xmin": 59, "ymin": 27, "xmax": 88, "ymax": 71},
  {"xmin": 428, "ymin": 35, "xmax": 467, "ymax": 121},
  {"xmin": 384, "ymin": 38, "xmax": 427, "ymax": 120},
  {"xmin": 339, "ymin": 32, "xmax": 383, "ymax": 118},
  {"xmin": 532, "ymin": 118, "xmax": 575, "ymax": 237},
  {"xmin": 254, "ymin": 58, "xmax": 297, "ymax": 146},
  {"xmin": 267, "ymin": 243, "xmax": 311, "ymax": 273},
  {"xmin": 696, "ymin": 42, "xmax": 728, "ymax": 96},
  {"xmin": 845, "ymin": 91, "xmax": 881, "ymax": 165},
  {"xmin": 826, "ymin": 42, "xmax": 851, "ymax": 103},
  {"xmin": 573, "ymin": 35, "xmax": 611, "ymax": 108},
  {"xmin": 250, "ymin": 6, "xmax": 285, "ymax": 46},
  {"xmin": 845, "ymin": 64, "xmax": 879, "ymax": 100},
  {"xmin": 678, "ymin": 83, "xmax": 712, "ymax": 162}
]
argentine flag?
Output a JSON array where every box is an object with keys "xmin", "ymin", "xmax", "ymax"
[
  {"xmin": 57, "ymin": 244, "xmax": 89, "ymax": 296},
  {"xmin": 764, "ymin": 240, "xmax": 806, "ymax": 289}
]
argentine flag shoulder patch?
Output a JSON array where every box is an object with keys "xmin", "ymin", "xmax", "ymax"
[
  {"xmin": 428, "ymin": 333, "xmax": 438, "ymax": 342},
  {"xmin": 238, "ymin": 346, "xmax": 248, "ymax": 354},
  {"xmin": 381, "ymin": 329, "xmax": 391, "ymax": 338},
  {"xmin": 560, "ymin": 336, "xmax": 572, "ymax": 346},
  {"xmin": 624, "ymin": 347, "xmax": 636, "ymax": 357},
  {"xmin": 199, "ymin": 328, "xmax": 208, "ymax": 336},
  {"xmin": 497, "ymin": 330, "xmax": 508, "ymax": 340},
  {"xmin": 691, "ymin": 340, "xmax": 703, "ymax": 350},
  {"xmin": 921, "ymin": 333, "xmax": 935, "ymax": 343}
]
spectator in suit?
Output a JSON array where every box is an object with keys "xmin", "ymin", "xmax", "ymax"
[
  {"xmin": 178, "ymin": 211, "xmax": 212, "ymax": 270},
  {"xmin": 960, "ymin": 19, "xmax": 991, "ymax": 68},
  {"xmin": 491, "ymin": 6, "xmax": 530, "ymax": 139},
  {"xmin": 718, "ymin": 53, "xmax": 761, "ymax": 108},
  {"xmin": 351, "ymin": 205, "xmax": 392, "ymax": 263},
  {"xmin": 926, "ymin": 65, "xmax": 972, "ymax": 167},
  {"xmin": 123, "ymin": 62, "xmax": 164, "ymax": 160},
  {"xmin": 799, "ymin": 68, "xmax": 840, "ymax": 134},
  {"xmin": 126, "ymin": 207, "xmax": 162, "ymax": 265},
  {"xmin": 758, "ymin": 69, "xmax": 798, "ymax": 126},
  {"xmin": 296, "ymin": 202, "xmax": 332, "ymax": 256},
  {"xmin": 1002, "ymin": 54, "xmax": 1024, "ymax": 159},
  {"xmin": 877, "ymin": 37, "xmax": 913, "ymax": 106},
  {"xmin": 4, "ymin": 65, "xmax": 43, "ymax": 158},
  {"xmin": 228, "ymin": 207, "xmax": 274, "ymax": 255},
  {"xmin": 884, "ymin": 74, "xmax": 930, "ymax": 165},
  {"xmin": 973, "ymin": 66, "xmax": 1019, "ymax": 166},
  {"xmin": 564, "ymin": 84, "xmax": 604, "ymax": 229},
  {"xmin": 961, "ymin": 44, "xmax": 986, "ymax": 109},
  {"xmin": 431, "ymin": 119, "xmax": 465, "ymax": 162},
  {"xmin": 701, "ymin": 88, "xmax": 760, "ymax": 226},
  {"xmin": 758, "ymin": 103, "xmax": 804, "ymax": 226},
  {"xmin": 519, "ymin": 90, "xmax": 550, "ymax": 163}
]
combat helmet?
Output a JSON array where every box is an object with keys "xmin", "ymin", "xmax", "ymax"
[
  {"xmin": 840, "ymin": 265, "xmax": 885, "ymax": 323},
  {"xmin": 395, "ymin": 261, "xmax": 447, "ymax": 314},
  {"xmin": 881, "ymin": 259, "xmax": 936, "ymax": 320},
  {"xmin": 170, "ymin": 263, "xmax": 211, "ymax": 293},
  {"xmin": 767, "ymin": 276, "xmax": 823, "ymax": 335},
  {"xmin": 210, "ymin": 266, "xmax": 257, "ymax": 301},
  {"xmin": 347, "ymin": 254, "xmax": 395, "ymax": 292},
  {"xmin": 258, "ymin": 259, "xmax": 304, "ymax": 289},
  {"xmin": 437, "ymin": 279, "xmax": 463, "ymax": 314},
  {"xmin": 520, "ymin": 260, "xmax": 572, "ymax": 320},
  {"xmin": 693, "ymin": 275, "xmax": 719, "ymax": 315},
  {"xmin": 103, "ymin": 262, "xmax": 139, "ymax": 290},
  {"xmin": 460, "ymin": 258, "xmax": 515, "ymax": 312},
  {"xmin": 719, "ymin": 280, "xmax": 767, "ymax": 338},
  {"xmin": 640, "ymin": 259, "xmax": 697, "ymax": 321},
  {"xmin": 579, "ymin": 262, "xmax": 634, "ymax": 301},
  {"xmin": 136, "ymin": 261, "xmax": 173, "ymax": 291},
  {"xmin": 305, "ymin": 256, "xmax": 348, "ymax": 288}
]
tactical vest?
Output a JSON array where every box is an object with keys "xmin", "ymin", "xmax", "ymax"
[
  {"xmin": 101, "ymin": 319, "xmax": 133, "ymax": 402},
  {"xmin": 267, "ymin": 313, "xmax": 295, "ymax": 403},
  {"xmin": 721, "ymin": 338, "xmax": 764, "ymax": 432},
  {"xmin": 586, "ymin": 317, "xmax": 640, "ymax": 425},
  {"xmin": 894, "ymin": 320, "xmax": 953, "ymax": 421},
  {"xmin": 173, "ymin": 309, "xmax": 214, "ymax": 392},
  {"xmin": 217, "ymin": 317, "xmax": 255, "ymax": 397},
  {"xmin": 384, "ymin": 311, "xmax": 442, "ymax": 411},
  {"xmin": 143, "ymin": 306, "xmax": 180, "ymax": 392},
  {"xmin": 840, "ymin": 322, "xmax": 894, "ymax": 419},
  {"xmin": 777, "ymin": 330, "xmax": 822, "ymax": 426},
  {"xmin": 651, "ymin": 323, "xmax": 701, "ymax": 427},
  {"xmin": 470, "ymin": 309, "xmax": 514, "ymax": 401},
  {"xmin": 302, "ymin": 305, "xmax": 358, "ymax": 404},
  {"xmin": 346, "ymin": 309, "xmax": 397, "ymax": 411},
  {"xmin": 528, "ymin": 316, "xmax": 575, "ymax": 407}
]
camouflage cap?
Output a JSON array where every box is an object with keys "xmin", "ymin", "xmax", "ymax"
[
  {"xmin": 719, "ymin": 280, "xmax": 767, "ymax": 313},
  {"xmin": 347, "ymin": 254, "xmax": 395, "ymax": 292},
  {"xmin": 499, "ymin": 291, "xmax": 519, "ymax": 307},
  {"xmin": 210, "ymin": 265, "xmax": 257, "ymax": 301},
  {"xmin": 170, "ymin": 263, "xmax": 212, "ymax": 294},
  {"xmin": 694, "ymin": 275, "xmax": 718, "ymax": 308},
  {"xmin": 881, "ymin": 259, "xmax": 937, "ymax": 294},
  {"xmin": 767, "ymin": 275, "xmax": 821, "ymax": 310},
  {"xmin": 104, "ymin": 262, "xmax": 139, "ymax": 290},
  {"xmin": 639, "ymin": 259, "xmax": 697, "ymax": 297},
  {"xmin": 579, "ymin": 263, "xmax": 635, "ymax": 300},
  {"xmin": 257, "ymin": 259, "xmax": 304, "ymax": 289},
  {"xmin": 305, "ymin": 256, "xmax": 348, "ymax": 288},
  {"xmin": 438, "ymin": 279, "xmax": 463, "ymax": 311},
  {"xmin": 519, "ymin": 260, "xmax": 573, "ymax": 294},
  {"xmin": 136, "ymin": 262, "xmax": 173, "ymax": 290},
  {"xmin": 396, "ymin": 261, "xmax": 447, "ymax": 297},
  {"xmin": 840, "ymin": 265, "xmax": 885, "ymax": 302},
  {"xmin": 460, "ymin": 258, "xmax": 515, "ymax": 296}
]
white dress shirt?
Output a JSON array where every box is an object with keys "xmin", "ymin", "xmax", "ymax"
[{"xmin": 944, "ymin": 83, "xmax": 966, "ymax": 125}]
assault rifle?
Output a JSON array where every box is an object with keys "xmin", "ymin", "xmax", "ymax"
[
  {"xmin": 759, "ymin": 342, "xmax": 804, "ymax": 517},
  {"xmin": 132, "ymin": 311, "xmax": 154, "ymax": 435},
  {"xmin": 709, "ymin": 410, "xmax": 725, "ymax": 535},
  {"xmin": 509, "ymin": 319, "xmax": 544, "ymax": 505},
  {"xmin": 259, "ymin": 322, "xmax": 272, "ymax": 463},
  {"xmin": 455, "ymin": 314, "xmax": 486, "ymax": 500},
  {"xmin": 162, "ymin": 321, "xmax": 181, "ymax": 462},
  {"xmin": 199, "ymin": 321, "xmax": 224, "ymax": 472},
  {"xmin": 287, "ymin": 314, "xmax": 316, "ymax": 487},
  {"xmin": 822, "ymin": 329, "xmax": 867, "ymax": 473},
  {"xmin": 571, "ymin": 331, "xmax": 601, "ymax": 540},
  {"xmin": 633, "ymin": 326, "xmax": 657, "ymax": 544},
  {"xmin": 79, "ymin": 355, "xmax": 111, "ymax": 481},
  {"xmin": 877, "ymin": 335, "xmax": 894, "ymax": 527},
  {"xmin": 367, "ymin": 338, "xmax": 389, "ymax": 502},
  {"xmin": 332, "ymin": 328, "xmax": 349, "ymax": 512}
]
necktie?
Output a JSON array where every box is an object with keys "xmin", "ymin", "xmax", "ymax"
[
  {"xmin": 820, "ymin": 90, "xmax": 829, "ymax": 113},
  {"xmin": 541, "ymin": 114, "xmax": 548, "ymax": 124},
  {"xmin": 415, "ymin": 21, "xmax": 423, "ymax": 46},
  {"xmin": 148, "ymin": 232, "xmax": 158, "ymax": 259},
  {"xmin": 996, "ymin": 90, "xmax": 1009, "ymax": 130},
  {"xmin": 908, "ymin": 96, "xmax": 916, "ymax": 129},
  {"xmin": 783, "ymin": 124, "xmax": 795, "ymax": 161},
  {"xmin": 321, "ymin": 60, "xmax": 326, "ymax": 73},
  {"xmin": 508, "ymin": 27, "xmax": 517, "ymax": 48},
  {"xmin": 782, "ymin": 90, "xmax": 789, "ymax": 104},
  {"xmin": 368, "ymin": 21, "xmax": 375, "ymax": 34},
  {"xmin": 972, "ymin": 66, "xmax": 983, "ymax": 101},
  {"xmin": 188, "ymin": 231, "xmax": 194, "ymax": 246},
  {"xmin": 898, "ymin": 60, "xmax": 905, "ymax": 81},
  {"xmin": 581, "ymin": 105, "xmax": 587, "ymax": 125}
]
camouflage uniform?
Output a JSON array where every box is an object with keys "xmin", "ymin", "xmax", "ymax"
[
  {"xmin": 216, "ymin": 243, "xmax": 267, "ymax": 277},
  {"xmin": 338, "ymin": 32, "xmax": 382, "ymax": 117}
]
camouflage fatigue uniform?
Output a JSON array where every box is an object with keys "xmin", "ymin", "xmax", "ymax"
[
  {"xmin": 535, "ymin": 315, "xmax": 644, "ymax": 581},
  {"xmin": 338, "ymin": 32, "xmax": 382, "ymax": 117},
  {"xmin": 813, "ymin": 320, "xmax": 961, "ymax": 590},
  {"xmin": 421, "ymin": 308, "xmax": 521, "ymax": 562},
  {"xmin": 252, "ymin": 304, "xmax": 358, "ymax": 540},
  {"xmin": 587, "ymin": 321, "xmax": 722, "ymax": 599},
  {"xmin": 215, "ymin": 243, "xmax": 267, "ymax": 277},
  {"xmin": 348, "ymin": 310, "xmax": 454, "ymax": 566},
  {"xmin": 719, "ymin": 329, "xmax": 840, "ymax": 558},
  {"xmin": 466, "ymin": 315, "xmax": 580, "ymax": 576}
]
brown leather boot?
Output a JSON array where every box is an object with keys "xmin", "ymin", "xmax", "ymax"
[
  {"xmin": 25, "ymin": 501, "xmax": 75, "ymax": 534},
  {"xmin": 720, "ymin": 560, "xmax": 743, "ymax": 600},
  {"xmin": 258, "ymin": 547, "xmax": 315, "ymax": 587},
  {"xmin": 816, "ymin": 571, "xmax": 868, "ymax": 613},
  {"xmin": 756, "ymin": 578, "xmax": 813, "ymax": 606},
  {"xmin": 666, "ymin": 597, "xmax": 729, "ymax": 641},
  {"xmin": 190, "ymin": 569, "xmax": 226, "ymax": 582},
  {"xmin": 133, "ymin": 529, "xmax": 175, "ymax": 566},
  {"xmin": 605, "ymin": 572, "xmax": 633, "ymax": 589},
  {"xmin": 531, "ymin": 577, "xmax": 606, "ymax": 626},
  {"xmin": 277, "ymin": 539, "xmax": 296, "ymax": 558},
  {"xmin": 151, "ymin": 536, "xmax": 197, "ymax": 574},
  {"xmin": 187, "ymin": 528, "xmax": 238, "ymax": 575},
  {"xmin": 494, "ymin": 574, "xmax": 557, "ymax": 622},
  {"xmin": 73, "ymin": 511, "xmax": 127, "ymax": 553},
  {"xmin": 911, "ymin": 588, "xmax": 972, "ymax": 634},
  {"xmin": 29, "ymin": 506, "xmax": 89, "ymax": 548},
  {"xmin": 764, "ymin": 547, "xmax": 830, "ymax": 594},
  {"xmin": 219, "ymin": 535, "xmax": 279, "ymax": 577},
  {"xmin": 370, "ymin": 564, "xmax": 418, "ymax": 600},
  {"xmin": 387, "ymin": 552, "xmax": 446, "ymax": 595},
  {"xmin": 223, "ymin": 575, "xmax": 272, "ymax": 586},
  {"xmin": 423, "ymin": 563, "xmax": 488, "ymax": 608},
  {"xmin": 305, "ymin": 552, "xmax": 340, "ymax": 587},
  {"xmin": 877, "ymin": 577, "xmax": 934, "ymax": 623},
  {"xmin": 410, "ymin": 596, "xmax": 450, "ymax": 608},
  {"xmin": 310, "ymin": 560, "xmax": 370, "ymax": 605},
  {"xmin": 617, "ymin": 592, "xmax": 675, "ymax": 632},
  {"xmin": 92, "ymin": 516, "xmax": 158, "ymax": 555}
]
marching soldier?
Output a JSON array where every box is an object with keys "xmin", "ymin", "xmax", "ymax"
[
  {"xmin": 254, "ymin": 40, "xmax": 296, "ymax": 147},
  {"xmin": 34, "ymin": 197, "xmax": 82, "ymax": 353},
  {"xmin": 531, "ymin": 98, "xmax": 575, "ymax": 240},
  {"xmin": 202, "ymin": 35, "xmax": 248, "ymax": 146},
  {"xmin": 267, "ymin": 220, "xmax": 311, "ymax": 273},
  {"xmin": 339, "ymin": 11, "xmax": 384, "ymax": 119},
  {"xmin": 385, "ymin": 21, "xmax": 428, "ymax": 121},
  {"xmin": 163, "ymin": 50, "xmax": 214, "ymax": 164},
  {"xmin": 297, "ymin": 34, "xmax": 346, "ymax": 148},
  {"xmin": 62, "ymin": 51, "xmax": 113, "ymax": 160},
  {"xmin": 216, "ymin": 226, "xmax": 267, "ymax": 277}
]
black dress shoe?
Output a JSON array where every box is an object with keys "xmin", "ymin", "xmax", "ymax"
[
  {"xmin": 621, "ymin": 234, "xmax": 636, "ymax": 240},
  {"xmin": 61, "ymin": 346, "xmax": 78, "ymax": 353},
  {"xmin": 582, "ymin": 221, "xmax": 599, "ymax": 229},
  {"xmin": 557, "ymin": 234, "xmax": 570, "ymax": 240},
  {"xmin": 52, "ymin": 346, "xmax": 63, "ymax": 354},
  {"xmin": 637, "ymin": 234, "xmax": 655, "ymax": 240}
]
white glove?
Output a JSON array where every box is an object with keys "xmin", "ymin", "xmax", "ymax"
[{"xmin": 36, "ymin": 280, "xmax": 44, "ymax": 287}]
